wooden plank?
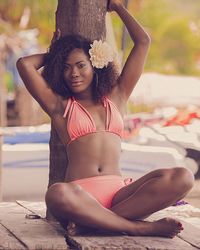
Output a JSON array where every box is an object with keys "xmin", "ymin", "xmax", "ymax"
[
  {"xmin": 16, "ymin": 201, "xmax": 199, "ymax": 249},
  {"xmin": 178, "ymin": 221, "xmax": 200, "ymax": 249},
  {"xmin": 0, "ymin": 202, "xmax": 68, "ymax": 250},
  {"xmin": 16, "ymin": 200, "xmax": 63, "ymax": 235},
  {"xmin": 133, "ymin": 236, "xmax": 198, "ymax": 250},
  {"xmin": 68, "ymin": 233, "xmax": 197, "ymax": 250},
  {"xmin": 66, "ymin": 234, "xmax": 146, "ymax": 250},
  {"xmin": 148, "ymin": 205, "xmax": 200, "ymax": 249},
  {"xmin": 16, "ymin": 200, "xmax": 46, "ymax": 218},
  {"xmin": 0, "ymin": 223, "xmax": 26, "ymax": 250}
]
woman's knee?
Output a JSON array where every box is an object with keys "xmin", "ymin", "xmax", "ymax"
[
  {"xmin": 45, "ymin": 182, "xmax": 82, "ymax": 210},
  {"xmin": 161, "ymin": 167, "xmax": 194, "ymax": 194},
  {"xmin": 173, "ymin": 167, "xmax": 194, "ymax": 192}
]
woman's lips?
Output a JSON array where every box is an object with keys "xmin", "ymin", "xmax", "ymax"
[{"xmin": 71, "ymin": 81, "xmax": 83, "ymax": 87}]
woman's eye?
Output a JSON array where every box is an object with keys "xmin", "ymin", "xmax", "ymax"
[
  {"xmin": 79, "ymin": 64, "xmax": 86, "ymax": 68},
  {"xmin": 64, "ymin": 66, "xmax": 70, "ymax": 72}
]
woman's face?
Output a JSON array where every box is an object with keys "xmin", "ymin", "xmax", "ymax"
[{"xmin": 63, "ymin": 48, "xmax": 94, "ymax": 94}]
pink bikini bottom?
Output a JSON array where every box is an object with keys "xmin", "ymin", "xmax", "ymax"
[{"xmin": 70, "ymin": 175, "xmax": 132, "ymax": 209}]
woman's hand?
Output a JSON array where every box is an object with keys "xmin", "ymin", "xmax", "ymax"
[{"xmin": 107, "ymin": 0, "xmax": 124, "ymax": 12}]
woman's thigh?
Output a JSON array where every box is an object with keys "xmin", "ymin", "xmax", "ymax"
[
  {"xmin": 111, "ymin": 168, "xmax": 171, "ymax": 207},
  {"xmin": 111, "ymin": 166, "xmax": 194, "ymax": 209}
]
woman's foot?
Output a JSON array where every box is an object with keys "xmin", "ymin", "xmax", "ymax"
[
  {"xmin": 130, "ymin": 218, "xmax": 184, "ymax": 238},
  {"xmin": 67, "ymin": 218, "xmax": 183, "ymax": 238},
  {"xmin": 66, "ymin": 221, "xmax": 97, "ymax": 236}
]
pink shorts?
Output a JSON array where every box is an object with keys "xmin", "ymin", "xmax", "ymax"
[{"xmin": 70, "ymin": 175, "xmax": 132, "ymax": 209}]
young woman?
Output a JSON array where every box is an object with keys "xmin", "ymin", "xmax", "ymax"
[{"xmin": 17, "ymin": 0, "xmax": 194, "ymax": 238}]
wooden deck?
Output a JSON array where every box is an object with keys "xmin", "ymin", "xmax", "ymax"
[{"xmin": 0, "ymin": 201, "xmax": 200, "ymax": 249}]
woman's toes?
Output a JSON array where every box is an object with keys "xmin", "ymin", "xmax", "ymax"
[{"xmin": 67, "ymin": 222, "xmax": 77, "ymax": 235}]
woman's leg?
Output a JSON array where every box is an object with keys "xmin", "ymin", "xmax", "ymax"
[
  {"xmin": 45, "ymin": 180, "xmax": 183, "ymax": 238},
  {"xmin": 110, "ymin": 167, "xmax": 194, "ymax": 219}
]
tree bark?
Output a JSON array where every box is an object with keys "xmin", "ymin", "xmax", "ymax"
[
  {"xmin": 55, "ymin": 0, "xmax": 107, "ymax": 40},
  {"xmin": 47, "ymin": 0, "xmax": 108, "ymax": 219}
]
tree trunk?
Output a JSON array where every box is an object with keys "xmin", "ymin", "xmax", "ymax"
[
  {"xmin": 55, "ymin": 0, "xmax": 107, "ymax": 40},
  {"xmin": 47, "ymin": 0, "xmax": 108, "ymax": 219}
]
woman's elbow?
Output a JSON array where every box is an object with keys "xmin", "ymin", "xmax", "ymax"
[
  {"xmin": 141, "ymin": 33, "xmax": 151, "ymax": 46},
  {"xmin": 16, "ymin": 57, "xmax": 26, "ymax": 72},
  {"xmin": 16, "ymin": 57, "xmax": 31, "ymax": 75}
]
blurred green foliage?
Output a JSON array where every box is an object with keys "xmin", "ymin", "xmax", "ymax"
[
  {"xmin": 0, "ymin": 0, "xmax": 199, "ymax": 75},
  {"xmin": 119, "ymin": 0, "xmax": 200, "ymax": 75},
  {"xmin": 0, "ymin": 0, "xmax": 57, "ymax": 45}
]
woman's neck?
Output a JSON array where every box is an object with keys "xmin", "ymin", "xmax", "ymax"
[{"xmin": 73, "ymin": 87, "xmax": 94, "ymax": 102}]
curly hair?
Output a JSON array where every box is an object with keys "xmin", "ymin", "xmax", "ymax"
[{"xmin": 43, "ymin": 34, "xmax": 120, "ymax": 102}]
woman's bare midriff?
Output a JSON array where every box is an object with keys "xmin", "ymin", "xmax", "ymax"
[{"xmin": 64, "ymin": 132, "xmax": 122, "ymax": 182}]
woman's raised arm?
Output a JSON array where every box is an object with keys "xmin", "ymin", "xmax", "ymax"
[
  {"xmin": 16, "ymin": 53, "xmax": 60, "ymax": 117},
  {"xmin": 108, "ymin": 0, "xmax": 151, "ymax": 101}
]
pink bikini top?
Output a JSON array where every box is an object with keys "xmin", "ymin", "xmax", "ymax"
[{"xmin": 63, "ymin": 96, "xmax": 124, "ymax": 145}]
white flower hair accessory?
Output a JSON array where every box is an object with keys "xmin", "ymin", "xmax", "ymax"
[{"xmin": 89, "ymin": 40, "xmax": 116, "ymax": 69}]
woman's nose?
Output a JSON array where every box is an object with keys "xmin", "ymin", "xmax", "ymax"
[{"xmin": 71, "ymin": 67, "xmax": 79, "ymax": 77}]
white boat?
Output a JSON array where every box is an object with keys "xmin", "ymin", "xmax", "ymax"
[
  {"xmin": 125, "ymin": 124, "xmax": 200, "ymax": 177},
  {"xmin": 119, "ymin": 142, "xmax": 198, "ymax": 178}
]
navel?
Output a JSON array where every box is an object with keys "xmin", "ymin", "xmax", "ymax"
[{"xmin": 98, "ymin": 167, "xmax": 102, "ymax": 173}]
